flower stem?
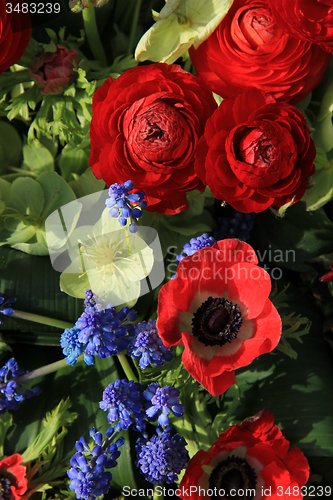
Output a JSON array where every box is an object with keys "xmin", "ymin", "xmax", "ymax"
[
  {"xmin": 126, "ymin": 0, "xmax": 142, "ymax": 57},
  {"xmin": 117, "ymin": 352, "xmax": 138, "ymax": 382},
  {"xmin": 11, "ymin": 310, "xmax": 73, "ymax": 330},
  {"xmin": 0, "ymin": 358, "xmax": 70, "ymax": 390},
  {"xmin": 82, "ymin": 2, "xmax": 107, "ymax": 67},
  {"xmin": 153, "ymin": 484, "xmax": 162, "ymax": 500}
]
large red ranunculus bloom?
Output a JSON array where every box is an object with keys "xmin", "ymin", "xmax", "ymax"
[
  {"xmin": 0, "ymin": 1, "xmax": 31, "ymax": 74},
  {"xmin": 195, "ymin": 89, "xmax": 316, "ymax": 213},
  {"xmin": 189, "ymin": 0, "xmax": 330, "ymax": 103},
  {"xmin": 178, "ymin": 410, "xmax": 310, "ymax": 500},
  {"xmin": 0, "ymin": 453, "xmax": 28, "ymax": 500},
  {"xmin": 269, "ymin": 0, "xmax": 333, "ymax": 53},
  {"xmin": 89, "ymin": 63, "xmax": 217, "ymax": 214},
  {"xmin": 29, "ymin": 45, "xmax": 79, "ymax": 95},
  {"xmin": 157, "ymin": 239, "xmax": 281, "ymax": 396}
]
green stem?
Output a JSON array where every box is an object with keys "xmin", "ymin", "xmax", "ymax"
[
  {"xmin": 153, "ymin": 483, "xmax": 162, "ymax": 500},
  {"xmin": 126, "ymin": 0, "xmax": 142, "ymax": 57},
  {"xmin": 222, "ymin": 383, "xmax": 241, "ymax": 426},
  {"xmin": 0, "ymin": 358, "xmax": 70, "ymax": 390},
  {"xmin": 117, "ymin": 352, "xmax": 138, "ymax": 382},
  {"xmin": 82, "ymin": 2, "xmax": 107, "ymax": 67},
  {"xmin": 124, "ymin": 225, "xmax": 132, "ymax": 256},
  {"xmin": 7, "ymin": 167, "xmax": 37, "ymax": 177},
  {"xmin": 11, "ymin": 310, "xmax": 73, "ymax": 330}
]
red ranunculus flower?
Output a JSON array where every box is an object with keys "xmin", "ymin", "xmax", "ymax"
[
  {"xmin": 0, "ymin": 453, "xmax": 28, "ymax": 500},
  {"xmin": 157, "ymin": 239, "xmax": 281, "ymax": 396},
  {"xmin": 189, "ymin": 0, "xmax": 330, "ymax": 103},
  {"xmin": 29, "ymin": 45, "xmax": 79, "ymax": 95},
  {"xmin": 178, "ymin": 410, "xmax": 310, "ymax": 500},
  {"xmin": 270, "ymin": 0, "xmax": 333, "ymax": 53},
  {"xmin": 195, "ymin": 89, "xmax": 316, "ymax": 213},
  {"xmin": 0, "ymin": 1, "xmax": 31, "ymax": 74},
  {"xmin": 89, "ymin": 63, "xmax": 217, "ymax": 214}
]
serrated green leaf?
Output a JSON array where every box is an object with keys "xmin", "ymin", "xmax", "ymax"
[{"xmin": 21, "ymin": 399, "xmax": 77, "ymax": 462}]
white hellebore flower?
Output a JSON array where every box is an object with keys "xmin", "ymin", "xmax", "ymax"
[{"xmin": 135, "ymin": 0, "xmax": 234, "ymax": 64}]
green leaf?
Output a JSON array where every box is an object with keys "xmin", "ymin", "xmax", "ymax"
[
  {"xmin": 21, "ymin": 399, "xmax": 77, "ymax": 463},
  {"xmin": 9, "ymin": 177, "xmax": 45, "ymax": 220},
  {"xmin": 233, "ymin": 282, "xmax": 333, "ymax": 456},
  {"xmin": 58, "ymin": 148, "xmax": 90, "ymax": 182},
  {"xmin": 23, "ymin": 141, "xmax": 55, "ymax": 174},
  {"xmin": 0, "ymin": 121, "xmax": 22, "ymax": 170},
  {"xmin": 251, "ymin": 202, "xmax": 333, "ymax": 272},
  {"xmin": 0, "ymin": 245, "xmax": 83, "ymax": 343},
  {"xmin": 37, "ymin": 172, "xmax": 76, "ymax": 221},
  {"xmin": 69, "ymin": 169, "xmax": 105, "ymax": 198},
  {"xmin": 0, "ymin": 413, "xmax": 13, "ymax": 456}
]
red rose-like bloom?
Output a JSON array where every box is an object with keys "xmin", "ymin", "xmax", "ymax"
[
  {"xmin": 178, "ymin": 410, "xmax": 309, "ymax": 500},
  {"xmin": 195, "ymin": 89, "xmax": 316, "ymax": 213},
  {"xmin": 0, "ymin": 1, "xmax": 31, "ymax": 74},
  {"xmin": 89, "ymin": 64, "xmax": 217, "ymax": 214},
  {"xmin": 157, "ymin": 239, "xmax": 281, "ymax": 396},
  {"xmin": 270, "ymin": 0, "xmax": 333, "ymax": 53},
  {"xmin": 189, "ymin": 0, "xmax": 330, "ymax": 103},
  {"xmin": 29, "ymin": 45, "xmax": 79, "ymax": 95},
  {"xmin": 0, "ymin": 453, "xmax": 28, "ymax": 500}
]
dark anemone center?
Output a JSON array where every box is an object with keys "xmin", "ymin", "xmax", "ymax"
[
  {"xmin": 0, "ymin": 473, "xmax": 12, "ymax": 500},
  {"xmin": 209, "ymin": 456, "xmax": 257, "ymax": 500},
  {"xmin": 192, "ymin": 297, "xmax": 242, "ymax": 347}
]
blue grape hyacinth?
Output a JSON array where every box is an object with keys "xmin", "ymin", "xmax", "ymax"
[
  {"xmin": 60, "ymin": 290, "xmax": 137, "ymax": 366},
  {"xmin": 214, "ymin": 210, "xmax": 256, "ymax": 242},
  {"xmin": 178, "ymin": 233, "xmax": 217, "ymax": 262},
  {"xmin": 136, "ymin": 426, "xmax": 188, "ymax": 484},
  {"xmin": 172, "ymin": 234, "xmax": 216, "ymax": 278},
  {"xmin": 0, "ymin": 293, "xmax": 15, "ymax": 325},
  {"xmin": 127, "ymin": 320, "xmax": 173, "ymax": 369},
  {"xmin": 144, "ymin": 383, "xmax": 184, "ymax": 426},
  {"xmin": 99, "ymin": 379, "xmax": 146, "ymax": 434},
  {"xmin": 0, "ymin": 358, "xmax": 41, "ymax": 414},
  {"xmin": 68, "ymin": 426, "xmax": 124, "ymax": 500},
  {"xmin": 105, "ymin": 180, "xmax": 147, "ymax": 233}
]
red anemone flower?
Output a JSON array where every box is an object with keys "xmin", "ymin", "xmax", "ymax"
[
  {"xmin": 178, "ymin": 410, "xmax": 310, "ymax": 499},
  {"xmin": 0, "ymin": 453, "xmax": 28, "ymax": 500},
  {"xmin": 157, "ymin": 240, "xmax": 282, "ymax": 396}
]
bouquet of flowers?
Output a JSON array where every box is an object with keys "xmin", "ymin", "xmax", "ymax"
[{"xmin": 0, "ymin": 0, "xmax": 332, "ymax": 499}]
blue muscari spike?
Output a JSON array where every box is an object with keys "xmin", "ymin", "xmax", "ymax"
[
  {"xmin": 60, "ymin": 290, "xmax": 137, "ymax": 366},
  {"xmin": 0, "ymin": 293, "xmax": 15, "ymax": 325},
  {"xmin": 172, "ymin": 233, "xmax": 217, "ymax": 278},
  {"xmin": 68, "ymin": 426, "xmax": 124, "ymax": 500},
  {"xmin": 105, "ymin": 180, "xmax": 147, "ymax": 231},
  {"xmin": 135, "ymin": 426, "xmax": 189, "ymax": 484},
  {"xmin": 143, "ymin": 383, "xmax": 184, "ymax": 427},
  {"xmin": 99, "ymin": 379, "xmax": 146, "ymax": 436},
  {"xmin": 127, "ymin": 320, "xmax": 173, "ymax": 370},
  {"xmin": 0, "ymin": 358, "xmax": 40, "ymax": 414},
  {"xmin": 214, "ymin": 210, "xmax": 256, "ymax": 242}
]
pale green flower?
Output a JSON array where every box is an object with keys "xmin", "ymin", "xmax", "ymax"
[
  {"xmin": 135, "ymin": 0, "xmax": 234, "ymax": 64},
  {"xmin": 60, "ymin": 208, "xmax": 154, "ymax": 307}
]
